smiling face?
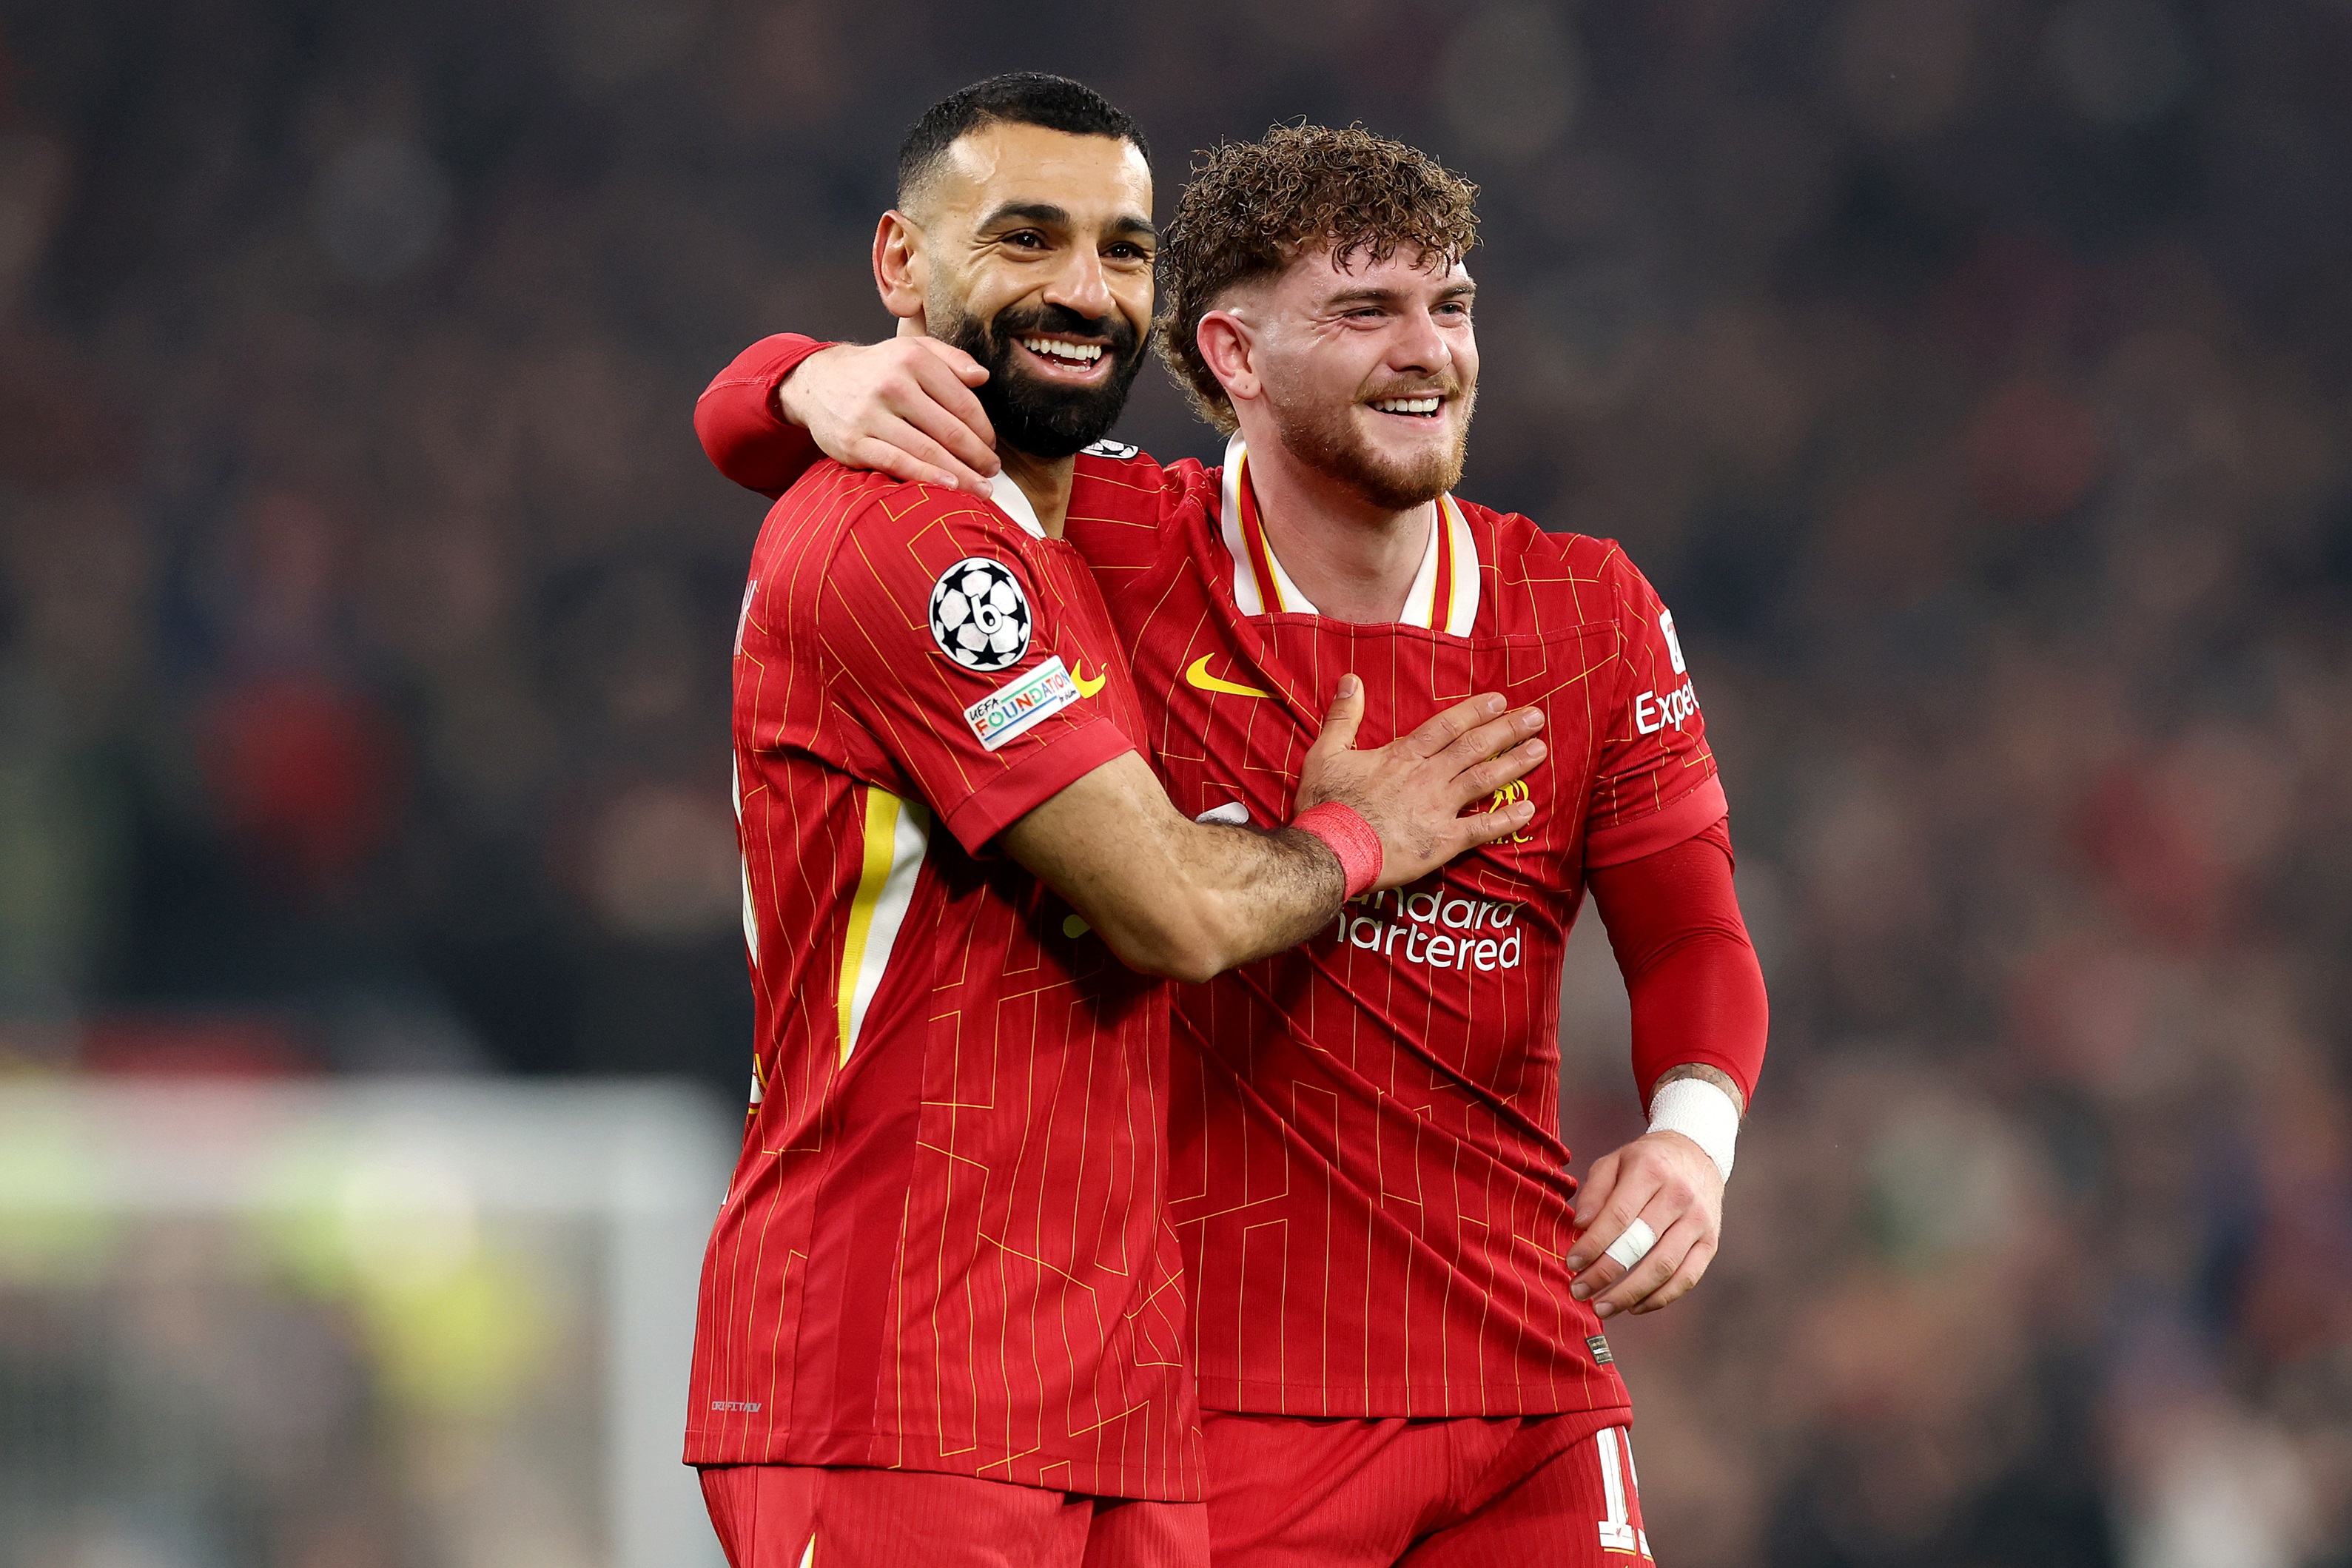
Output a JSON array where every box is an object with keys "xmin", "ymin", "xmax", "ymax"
[
  {"xmin": 1223, "ymin": 246, "xmax": 1479, "ymax": 511},
  {"xmin": 891, "ymin": 121, "xmax": 1155, "ymax": 459}
]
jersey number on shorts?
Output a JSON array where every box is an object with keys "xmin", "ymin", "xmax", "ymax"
[{"xmin": 1598, "ymin": 1427, "xmax": 1653, "ymax": 1558}]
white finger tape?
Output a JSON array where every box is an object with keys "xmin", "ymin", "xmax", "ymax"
[{"xmin": 1603, "ymin": 1217, "xmax": 1659, "ymax": 1271}]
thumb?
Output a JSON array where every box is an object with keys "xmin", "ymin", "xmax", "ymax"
[
  {"xmin": 1311, "ymin": 674, "xmax": 1365, "ymax": 757},
  {"xmin": 917, "ymin": 335, "xmax": 989, "ymax": 386}
]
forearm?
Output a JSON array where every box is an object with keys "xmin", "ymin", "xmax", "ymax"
[
  {"xmin": 1626, "ymin": 935, "xmax": 1767, "ymax": 1110},
  {"xmin": 1005, "ymin": 753, "xmax": 1347, "ymax": 983},
  {"xmin": 1169, "ymin": 822, "xmax": 1348, "ymax": 975},
  {"xmin": 1587, "ymin": 818, "xmax": 1769, "ymax": 1107},
  {"xmin": 693, "ymin": 334, "xmax": 830, "ymax": 498},
  {"xmin": 1075, "ymin": 814, "xmax": 1345, "ymax": 983}
]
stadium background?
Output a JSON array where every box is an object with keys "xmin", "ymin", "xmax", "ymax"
[{"xmin": 1, "ymin": 1, "xmax": 2349, "ymax": 1564}]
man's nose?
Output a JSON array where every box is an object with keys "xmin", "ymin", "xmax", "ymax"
[
  {"xmin": 1390, "ymin": 306, "xmax": 1452, "ymax": 375},
  {"xmin": 1044, "ymin": 246, "xmax": 1116, "ymax": 322}
]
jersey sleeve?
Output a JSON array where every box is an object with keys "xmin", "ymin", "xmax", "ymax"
[
  {"xmin": 695, "ymin": 334, "xmax": 833, "ymax": 499},
  {"xmin": 1586, "ymin": 818, "xmax": 1767, "ymax": 1106},
  {"xmin": 1581, "ymin": 549, "xmax": 1728, "ymax": 868},
  {"xmin": 820, "ymin": 489, "xmax": 1138, "ymax": 853}
]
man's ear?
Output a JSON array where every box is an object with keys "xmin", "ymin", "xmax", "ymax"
[
  {"xmin": 1197, "ymin": 309, "xmax": 1260, "ymax": 406},
  {"xmin": 873, "ymin": 211, "xmax": 927, "ymax": 326}
]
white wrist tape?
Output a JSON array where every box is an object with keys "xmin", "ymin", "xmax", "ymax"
[{"xmin": 1648, "ymin": 1077, "xmax": 1740, "ymax": 1183}]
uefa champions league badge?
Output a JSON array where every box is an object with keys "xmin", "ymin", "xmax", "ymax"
[{"xmin": 930, "ymin": 558, "xmax": 1032, "ymax": 672}]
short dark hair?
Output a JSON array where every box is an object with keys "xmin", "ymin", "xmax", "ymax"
[
  {"xmin": 1157, "ymin": 124, "xmax": 1480, "ymax": 432},
  {"xmin": 897, "ymin": 73, "xmax": 1149, "ymax": 210}
]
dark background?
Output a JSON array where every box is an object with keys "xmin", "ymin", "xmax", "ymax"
[{"xmin": 1, "ymin": 1, "xmax": 2349, "ymax": 1563}]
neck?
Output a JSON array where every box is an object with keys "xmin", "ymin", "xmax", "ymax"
[
  {"xmin": 1237, "ymin": 418, "xmax": 1433, "ymax": 623},
  {"xmin": 999, "ymin": 446, "xmax": 1075, "ymax": 537}
]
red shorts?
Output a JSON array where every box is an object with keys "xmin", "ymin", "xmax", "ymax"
[
  {"xmin": 698, "ymin": 1464, "xmax": 1209, "ymax": 1568},
  {"xmin": 1200, "ymin": 1412, "xmax": 1653, "ymax": 1567}
]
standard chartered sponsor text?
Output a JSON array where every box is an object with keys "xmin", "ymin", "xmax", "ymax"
[{"xmin": 1331, "ymin": 881, "xmax": 1524, "ymax": 972}]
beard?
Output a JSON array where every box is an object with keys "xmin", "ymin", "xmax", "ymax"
[
  {"xmin": 1269, "ymin": 377, "xmax": 1476, "ymax": 512},
  {"xmin": 933, "ymin": 300, "xmax": 1147, "ymax": 460}
]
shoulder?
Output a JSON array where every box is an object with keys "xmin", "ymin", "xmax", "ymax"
[
  {"xmin": 1454, "ymin": 495, "xmax": 1656, "ymax": 616},
  {"xmin": 769, "ymin": 463, "xmax": 1046, "ymax": 610},
  {"xmin": 1454, "ymin": 496, "xmax": 1616, "ymax": 569},
  {"xmin": 788, "ymin": 462, "xmax": 1038, "ymax": 556},
  {"xmin": 1067, "ymin": 442, "xmax": 1214, "ymax": 567},
  {"xmin": 1070, "ymin": 440, "xmax": 1213, "ymax": 508}
]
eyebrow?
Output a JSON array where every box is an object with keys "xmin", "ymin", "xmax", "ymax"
[
  {"xmin": 1322, "ymin": 280, "xmax": 1477, "ymax": 307},
  {"xmin": 979, "ymin": 201, "xmax": 1157, "ymax": 243}
]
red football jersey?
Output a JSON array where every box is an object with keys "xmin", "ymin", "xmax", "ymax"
[
  {"xmin": 1059, "ymin": 436, "xmax": 1726, "ymax": 1423},
  {"xmin": 686, "ymin": 461, "xmax": 1202, "ymax": 1501}
]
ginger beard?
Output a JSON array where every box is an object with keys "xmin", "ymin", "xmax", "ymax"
[
  {"xmin": 933, "ymin": 299, "xmax": 1148, "ymax": 460},
  {"xmin": 1265, "ymin": 369, "xmax": 1476, "ymax": 512}
]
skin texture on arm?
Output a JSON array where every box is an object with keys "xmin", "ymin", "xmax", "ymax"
[
  {"xmin": 1563, "ymin": 819, "xmax": 1770, "ymax": 1318},
  {"xmin": 1002, "ymin": 679, "xmax": 1546, "ymax": 984}
]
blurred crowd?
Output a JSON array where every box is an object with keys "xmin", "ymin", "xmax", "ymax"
[{"xmin": 1, "ymin": 0, "xmax": 2348, "ymax": 1564}]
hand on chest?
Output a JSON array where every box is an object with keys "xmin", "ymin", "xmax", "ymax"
[{"xmin": 1150, "ymin": 628, "xmax": 1609, "ymax": 874}]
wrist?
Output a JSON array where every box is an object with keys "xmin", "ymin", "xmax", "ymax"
[
  {"xmin": 769, "ymin": 340, "xmax": 841, "ymax": 428},
  {"xmin": 1291, "ymin": 801, "xmax": 1382, "ymax": 898},
  {"xmin": 1647, "ymin": 1077, "xmax": 1740, "ymax": 1182}
]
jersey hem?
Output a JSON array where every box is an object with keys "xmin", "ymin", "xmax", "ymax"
[
  {"xmin": 940, "ymin": 715, "xmax": 1138, "ymax": 852},
  {"xmin": 679, "ymin": 1426, "xmax": 1203, "ymax": 1503},
  {"xmin": 1582, "ymin": 774, "xmax": 1729, "ymax": 869},
  {"xmin": 1195, "ymin": 1377, "xmax": 1636, "ymax": 1422}
]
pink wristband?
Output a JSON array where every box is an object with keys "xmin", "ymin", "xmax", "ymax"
[{"xmin": 1291, "ymin": 802, "xmax": 1383, "ymax": 898}]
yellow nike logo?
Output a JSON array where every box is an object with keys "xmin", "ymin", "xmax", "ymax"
[
  {"xmin": 1071, "ymin": 662, "xmax": 1107, "ymax": 698},
  {"xmin": 1184, "ymin": 654, "xmax": 1274, "ymax": 699}
]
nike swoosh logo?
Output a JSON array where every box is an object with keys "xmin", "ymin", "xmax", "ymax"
[
  {"xmin": 1183, "ymin": 654, "xmax": 1274, "ymax": 699},
  {"xmin": 1071, "ymin": 662, "xmax": 1107, "ymax": 698}
]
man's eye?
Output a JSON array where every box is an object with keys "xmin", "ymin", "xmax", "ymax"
[{"xmin": 1006, "ymin": 231, "xmax": 1046, "ymax": 249}]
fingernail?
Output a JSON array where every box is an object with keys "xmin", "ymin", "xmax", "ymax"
[
  {"xmin": 1486, "ymin": 695, "xmax": 1505, "ymax": 713},
  {"xmin": 1570, "ymin": 1283, "xmax": 1589, "ymax": 1300},
  {"xmin": 1524, "ymin": 740, "xmax": 1545, "ymax": 759},
  {"xmin": 1524, "ymin": 710, "xmax": 1544, "ymax": 728},
  {"xmin": 1339, "ymin": 674, "xmax": 1360, "ymax": 698},
  {"xmin": 1595, "ymin": 1302, "xmax": 1617, "ymax": 1319}
]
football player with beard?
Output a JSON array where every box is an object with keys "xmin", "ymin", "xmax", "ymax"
[
  {"xmin": 689, "ymin": 79, "xmax": 1553, "ymax": 1568},
  {"xmin": 699, "ymin": 110, "xmax": 1770, "ymax": 1567}
]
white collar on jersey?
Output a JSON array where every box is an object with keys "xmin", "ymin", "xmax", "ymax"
[
  {"xmin": 987, "ymin": 470, "xmax": 1047, "ymax": 539},
  {"xmin": 1216, "ymin": 432, "xmax": 1480, "ymax": 633}
]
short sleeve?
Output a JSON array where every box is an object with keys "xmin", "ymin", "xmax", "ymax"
[
  {"xmin": 1581, "ymin": 552, "xmax": 1727, "ymax": 869},
  {"xmin": 820, "ymin": 489, "xmax": 1138, "ymax": 853}
]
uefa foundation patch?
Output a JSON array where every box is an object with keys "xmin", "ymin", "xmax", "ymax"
[
  {"xmin": 965, "ymin": 657, "xmax": 1081, "ymax": 751},
  {"xmin": 1587, "ymin": 1333, "xmax": 1614, "ymax": 1365}
]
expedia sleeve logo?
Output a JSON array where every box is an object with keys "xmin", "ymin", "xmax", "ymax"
[{"xmin": 930, "ymin": 558, "xmax": 1032, "ymax": 671}]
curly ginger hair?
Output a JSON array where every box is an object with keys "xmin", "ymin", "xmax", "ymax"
[{"xmin": 1154, "ymin": 124, "xmax": 1482, "ymax": 432}]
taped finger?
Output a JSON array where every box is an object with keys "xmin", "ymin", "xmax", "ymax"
[{"xmin": 1604, "ymin": 1217, "xmax": 1659, "ymax": 1271}]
